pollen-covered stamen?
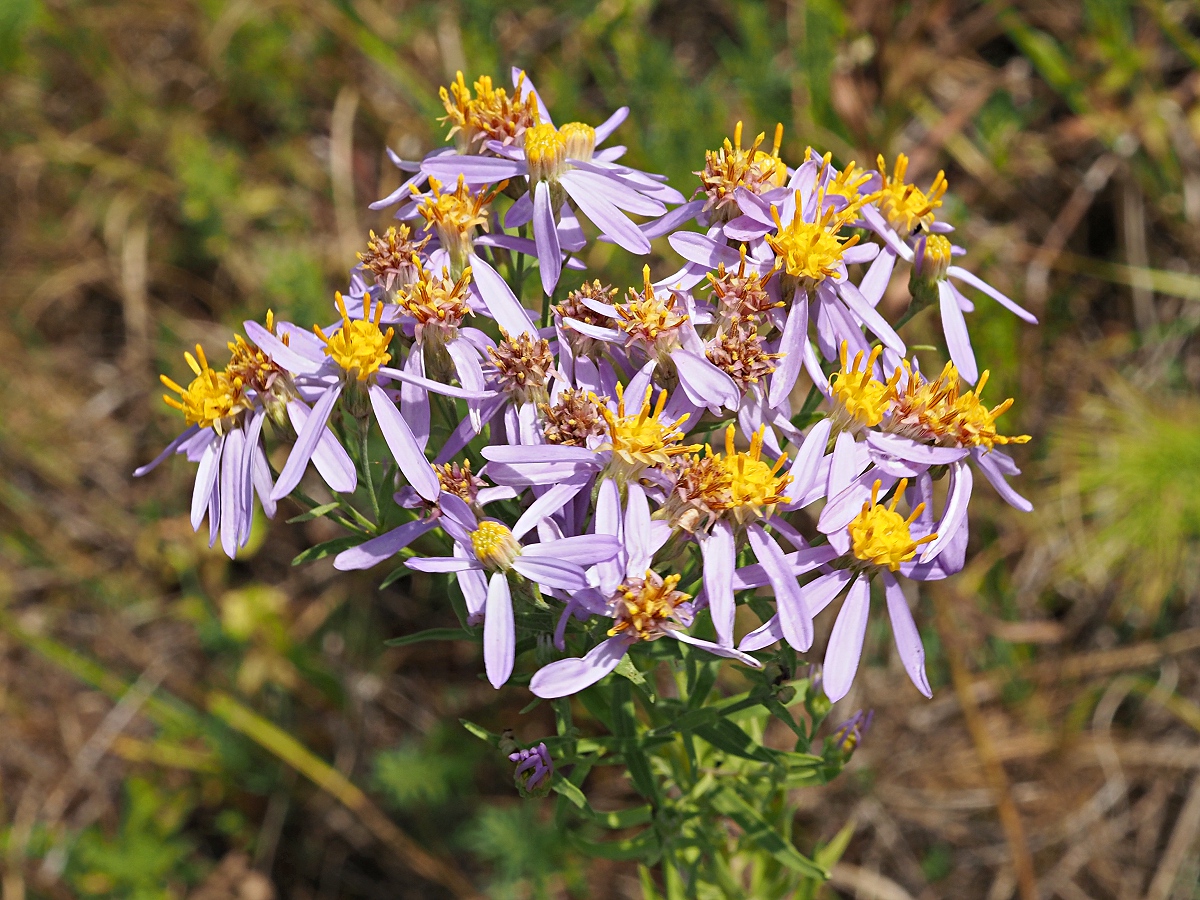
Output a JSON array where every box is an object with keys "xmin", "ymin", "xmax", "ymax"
[
  {"xmin": 608, "ymin": 571, "xmax": 691, "ymax": 641},
  {"xmin": 226, "ymin": 312, "xmax": 293, "ymax": 399},
  {"xmin": 818, "ymin": 153, "xmax": 874, "ymax": 208},
  {"xmin": 315, "ymin": 294, "xmax": 394, "ymax": 383},
  {"xmin": 696, "ymin": 121, "xmax": 788, "ymax": 223},
  {"xmin": 470, "ymin": 520, "xmax": 522, "ymax": 571},
  {"xmin": 874, "ymin": 153, "xmax": 947, "ymax": 241},
  {"xmin": 540, "ymin": 389, "xmax": 610, "ymax": 447},
  {"xmin": 415, "ymin": 176, "xmax": 502, "ymax": 274},
  {"xmin": 886, "ymin": 362, "xmax": 1030, "ymax": 451},
  {"xmin": 914, "ymin": 233, "xmax": 953, "ymax": 283},
  {"xmin": 765, "ymin": 188, "xmax": 861, "ymax": 290},
  {"xmin": 663, "ymin": 426, "xmax": 790, "ymax": 530},
  {"xmin": 848, "ymin": 478, "xmax": 937, "ymax": 572},
  {"xmin": 555, "ymin": 280, "xmax": 619, "ymax": 356},
  {"xmin": 617, "ymin": 266, "xmax": 689, "ymax": 356},
  {"xmin": 560, "ymin": 122, "xmax": 597, "ymax": 163},
  {"xmin": 358, "ymin": 225, "xmax": 430, "ymax": 293},
  {"xmin": 395, "ymin": 260, "xmax": 474, "ymax": 347},
  {"xmin": 488, "ymin": 329, "xmax": 554, "ymax": 405},
  {"xmin": 722, "ymin": 426, "xmax": 791, "ymax": 520},
  {"xmin": 663, "ymin": 454, "xmax": 731, "ymax": 533},
  {"xmin": 439, "ymin": 70, "xmax": 541, "ymax": 151},
  {"xmin": 705, "ymin": 324, "xmax": 782, "ymax": 390},
  {"xmin": 707, "ymin": 245, "xmax": 781, "ymax": 326},
  {"xmin": 829, "ymin": 341, "xmax": 901, "ymax": 431},
  {"xmin": 524, "ymin": 123, "xmax": 568, "ymax": 184},
  {"xmin": 436, "ymin": 460, "xmax": 486, "ymax": 506},
  {"xmin": 160, "ymin": 344, "xmax": 247, "ymax": 434},
  {"xmin": 597, "ymin": 384, "xmax": 700, "ymax": 479}
]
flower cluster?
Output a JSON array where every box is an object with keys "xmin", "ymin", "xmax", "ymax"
[{"xmin": 139, "ymin": 70, "xmax": 1035, "ymax": 705}]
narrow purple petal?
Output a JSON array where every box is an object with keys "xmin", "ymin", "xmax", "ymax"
[
  {"xmin": 369, "ymin": 384, "xmax": 438, "ymax": 502},
  {"xmin": 972, "ymin": 448, "xmax": 1033, "ymax": 512},
  {"xmin": 286, "ymin": 400, "xmax": 357, "ymax": 495},
  {"xmin": 594, "ymin": 106, "xmax": 630, "ymax": 143},
  {"xmin": 920, "ymin": 461, "xmax": 973, "ymax": 563},
  {"xmin": 668, "ymin": 231, "xmax": 742, "ymax": 269},
  {"xmin": 243, "ymin": 320, "xmax": 324, "ymax": 374},
  {"xmin": 939, "ymin": 280, "xmax": 978, "ymax": 385},
  {"xmin": 823, "ymin": 574, "xmax": 871, "ymax": 702},
  {"xmin": 702, "ymin": 520, "xmax": 736, "ymax": 647},
  {"xmin": 524, "ymin": 533, "xmax": 620, "ymax": 564},
  {"xmin": 561, "ymin": 176, "xmax": 650, "ymax": 254},
  {"xmin": 859, "ymin": 248, "xmax": 896, "ymax": 307},
  {"xmin": 837, "ymin": 280, "xmax": 905, "ymax": 356},
  {"xmin": 803, "ymin": 568, "xmax": 854, "ymax": 618},
  {"xmin": 842, "ymin": 243, "xmax": 880, "ymax": 265},
  {"xmin": 421, "ymin": 154, "xmax": 525, "ymax": 182},
  {"xmin": 272, "ymin": 385, "xmax": 341, "ymax": 501},
  {"xmin": 134, "ymin": 424, "xmax": 201, "ymax": 477},
  {"xmin": 505, "ymin": 190, "xmax": 533, "ymax": 228},
  {"xmin": 865, "ymin": 432, "xmax": 968, "ymax": 466},
  {"xmin": 334, "ymin": 518, "xmax": 436, "ymax": 571},
  {"xmin": 533, "ymin": 181, "xmax": 562, "ymax": 296},
  {"xmin": 511, "ymin": 556, "xmax": 590, "ymax": 590},
  {"xmin": 512, "ymin": 478, "xmax": 588, "ymax": 538},
  {"xmin": 560, "ymin": 169, "xmax": 666, "ymax": 217},
  {"xmin": 948, "ymin": 266, "xmax": 1038, "ymax": 324},
  {"xmin": 786, "ymin": 417, "xmax": 832, "ymax": 505},
  {"xmin": 769, "ymin": 291, "xmax": 809, "ymax": 409},
  {"xmin": 405, "ymin": 556, "xmax": 477, "ymax": 574},
  {"xmin": 460, "ymin": 561, "xmax": 488, "ymax": 622},
  {"xmin": 640, "ymin": 200, "xmax": 705, "ymax": 239},
  {"xmin": 400, "ymin": 345, "xmax": 430, "ymax": 449},
  {"xmin": 219, "ymin": 428, "xmax": 245, "ymax": 558},
  {"xmin": 748, "ymin": 524, "xmax": 812, "ymax": 651},
  {"xmin": 883, "ymin": 571, "xmax": 931, "ymax": 697},
  {"xmin": 738, "ymin": 615, "xmax": 784, "ymax": 652},
  {"xmin": 666, "ymin": 629, "xmax": 763, "ymax": 667},
  {"xmin": 671, "ymin": 348, "xmax": 739, "ymax": 412},
  {"xmin": 529, "ymin": 635, "xmax": 631, "ymax": 698},
  {"xmin": 484, "ymin": 572, "xmax": 515, "ymax": 689},
  {"xmin": 468, "ymin": 255, "xmax": 535, "ymax": 336},
  {"xmin": 250, "ymin": 442, "xmax": 276, "ymax": 520},
  {"xmin": 379, "ymin": 364, "xmax": 495, "ymax": 400}
]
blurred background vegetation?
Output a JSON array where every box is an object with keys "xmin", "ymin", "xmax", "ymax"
[{"xmin": 2, "ymin": 0, "xmax": 1200, "ymax": 897}]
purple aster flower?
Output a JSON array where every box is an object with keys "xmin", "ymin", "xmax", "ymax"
[
  {"xmin": 420, "ymin": 72, "xmax": 680, "ymax": 296},
  {"xmin": 529, "ymin": 486, "xmax": 762, "ymax": 700},
  {"xmin": 405, "ymin": 494, "xmax": 619, "ymax": 689},
  {"xmin": 831, "ymin": 709, "xmax": 874, "ymax": 753},
  {"xmin": 510, "ymin": 742, "xmax": 554, "ymax": 797}
]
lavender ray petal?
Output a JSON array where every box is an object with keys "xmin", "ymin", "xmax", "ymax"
[
  {"xmin": 702, "ymin": 520, "xmax": 736, "ymax": 647},
  {"xmin": 561, "ymin": 177, "xmax": 651, "ymax": 254},
  {"xmin": 666, "ymin": 629, "xmax": 762, "ymax": 667},
  {"xmin": 594, "ymin": 106, "xmax": 629, "ymax": 143},
  {"xmin": 748, "ymin": 523, "xmax": 812, "ymax": 651},
  {"xmin": 948, "ymin": 266, "xmax": 1038, "ymax": 324},
  {"xmin": 560, "ymin": 169, "xmax": 666, "ymax": 217},
  {"xmin": 738, "ymin": 615, "xmax": 784, "ymax": 652},
  {"xmin": 511, "ymin": 556, "xmax": 590, "ymax": 590},
  {"xmin": 823, "ymin": 574, "xmax": 871, "ymax": 702},
  {"xmin": 524, "ymin": 533, "xmax": 621, "ymax": 564},
  {"xmin": 334, "ymin": 518, "xmax": 436, "ymax": 571},
  {"xmin": 484, "ymin": 572, "xmax": 515, "ymax": 689},
  {"xmin": 883, "ymin": 570, "xmax": 931, "ymax": 697},
  {"xmin": 421, "ymin": 154, "xmax": 525, "ymax": 182},
  {"xmin": 837, "ymin": 280, "xmax": 905, "ymax": 355},
  {"xmin": 505, "ymin": 190, "xmax": 533, "ymax": 228},
  {"xmin": 469, "ymin": 255, "xmax": 536, "ymax": 337},
  {"xmin": 640, "ymin": 200, "xmax": 705, "ymax": 239},
  {"xmin": 243, "ymin": 320, "xmax": 324, "ymax": 374},
  {"xmin": 667, "ymin": 231, "xmax": 742, "ymax": 269},
  {"xmin": 533, "ymin": 181, "xmax": 562, "ymax": 296},
  {"xmin": 939, "ymin": 280, "xmax": 978, "ymax": 385},
  {"xmin": 670, "ymin": 348, "xmax": 739, "ymax": 412},
  {"xmin": 134, "ymin": 424, "xmax": 201, "ymax": 477},
  {"xmin": 972, "ymin": 448, "xmax": 1033, "ymax": 512},
  {"xmin": 859, "ymin": 248, "xmax": 896, "ymax": 308},
  {"xmin": 400, "ymin": 345, "xmax": 430, "ymax": 449},
  {"xmin": 920, "ymin": 461, "xmax": 973, "ymax": 563},
  {"xmin": 512, "ymin": 478, "xmax": 588, "ymax": 539},
  {"xmin": 529, "ymin": 635, "xmax": 631, "ymax": 699},
  {"xmin": 369, "ymin": 383, "xmax": 439, "ymax": 502},
  {"xmin": 769, "ymin": 291, "xmax": 809, "ymax": 409},
  {"xmin": 785, "ymin": 417, "xmax": 831, "ymax": 505}
]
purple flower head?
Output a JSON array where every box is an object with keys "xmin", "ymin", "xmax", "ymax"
[
  {"xmin": 831, "ymin": 709, "xmax": 874, "ymax": 754},
  {"xmin": 509, "ymin": 742, "xmax": 554, "ymax": 797}
]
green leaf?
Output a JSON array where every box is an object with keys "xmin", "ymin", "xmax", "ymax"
[
  {"xmin": 286, "ymin": 501, "xmax": 341, "ymax": 523},
  {"xmin": 459, "ymin": 718, "xmax": 502, "ymax": 746},
  {"xmin": 551, "ymin": 774, "xmax": 589, "ymax": 810},
  {"xmin": 615, "ymin": 655, "xmax": 647, "ymax": 686},
  {"xmin": 567, "ymin": 828, "xmax": 660, "ymax": 862},
  {"xmin": 710, "ymin": 787, "xmax": 826, "ymax": 880},
  {"xmin": 291, "ymin": 537, "xmax": 359, "ymax": 565},
  {"xmin": 384, "ymin": 627, "xmax": 480, "ymax": 647},
  {"xmin": 814, "ymin": 818, "xmax": 857, "ymax": 871},
  {"xmin": 695, "ymin": 719, "xmax": 778, "ymax": 763},
  {"xmin": 612, "ymin": 679, "xmax": 660, "ymax": 803},
  {"xmin": 592, "ymin": 804, "xmax": 653, "ymax": 830},
  {"xmin": 377, "ymin": 564, "xmax": 411, "ymax": 590}
]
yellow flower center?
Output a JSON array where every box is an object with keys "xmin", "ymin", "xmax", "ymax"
[
  {"xmin": 315, "ymin": 293, "xmax": 394, "ymax": 383},
  {"xmin": 416, "ymin": 176, "xmax": 501, "ymax": 273},
  {"xmin": 918, "ymin": 233, "xmax": 953, "ymax": 282},
  {"xmin": 875, "ymin": 153, "xmax": 947, "ymax": 241},
  {"xmin": 617, "ymin": 265, "xmax": 688, "ymax": 352},
  {"xmin": 696, "ymin": 121, "xmax": 788, "ymax": 222},
  {"xmin": 814, "ymin": 151, "xmax": 873, "ymax": 207},
  {"xmin": 439, "ymin": 70, "xmax": 541, "ymax": 150},
  {"xmin": 608, "ymin": 571, "xmax": 690, "ymax": 641},
  {"xmin": 559, "ymin": 122, "xmax": 596, "ymax": 162},
  {"xmin": 596, "ymin": 384, "xmax": 699, "ymax": 477},
  {"xmin": 765, "ymin": 189, "xmax": 861, "ymax": 288},
  {"xmin": 395, "ymin": 259, "xmax": 475, "ymax": 345},
  {"xmin": 225, "ymin": 312, "xmax": 290, "ymax": 398},
  {"xmin": 888, "ymin": 363, "xmax": 1030, "ymax": 451},
  {"xmin": 470, "ymin": 520, "xmax": 522, "ymax": 571},
  {"xmin": 524, "ymin": 122, "xmax": 568, "ymax": 183},
  {"xmin": 830, "ymin": 341, "xmax": 901, "ymax": 430},
  {"xmin": 721, "ymin": 426, "xmax": 791, "ymax": 514},
  {"xmin": 848, "ymin": 479, "xmax": 937, "ymax": 571},
  {"xmin": 160, "ymin": 344, "xmax": 246, "ymax": 433}
]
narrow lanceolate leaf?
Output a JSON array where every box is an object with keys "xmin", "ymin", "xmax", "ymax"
[
  {"xmin": 384, "ymin": 627, "xmax": 481, "ymax": 647},
  {"xmin": 291, "ymin": 537, "xmax": 360, "ymax": 566},
  {"xmin": 611, "ymin": 679, "xmax": 659, "ymax": 804},
  {"xmin": 710, "ymin": 787, "xmax": 827, "ymax": 879},
  {"xmin": 286, "ymin": 501, "xmax": 341, "ymax": 523}
]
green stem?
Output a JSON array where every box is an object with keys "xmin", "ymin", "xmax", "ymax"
[{"xmin": 358, "ymin": 417, "xmax": 381, "ymax": 525}]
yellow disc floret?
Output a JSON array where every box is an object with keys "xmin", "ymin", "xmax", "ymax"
[
  {"xmin": 315, "ymin": 293, "xmax": 394, "ymax": 382},
  {"xmin": 721, "ymin": 426, "xmax": 791, "ymax": 516},
  {"xmin": 160, "ymin": 344, "xmax": 246, "ymax": 433},
  {"xmin": 696, "ymin": 121, "xmax": 788, "ymax": 222},
  {"xmin": 415, "ymin": 176, "xmax": 501, "ymax": 272},
  {"xmin": 470, "ymin": 520, "xmax": 522, "ymax": 571},
  {"xmin": 596, "ymin": 384, "xmax": 699, "ymax": 479},
  {"xmin": 875, "ymin": 153, "xmax": 947, "ymax": 241},
  {"xmin": 887, "ymin": 362, "xmax": 1030, "ymax": 451},
  {"xmin": 830, "ymin": 341, "xmax": 902, "ymax": 431},
  {"xmin": 917, "ymin": 233, "xmax": 953, "ymax": 282},
  {"xmin": 848, "ymin": 479, "xmax": 937, "ymax": 571},
  {"xmin": 617, "ymin": 265, "xmax": 688, "ymax": 353},
  {"xmin": 439, "ymin": 70, "xmax": 541, "ymax": 150},
  {"xmin": 524, "ymin": 122, "xmax": 568, "ymax": 183},
  {"xmin": 559, "ymin": 122, "xmax": 597, "ymax": 162},
  {"xmin": 608, "ymin": 571, "xmax": 691, "ymax": 641},
  {"xmin": 765, "ymin": 189, "xmax": 861, "ymax": 288}
]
